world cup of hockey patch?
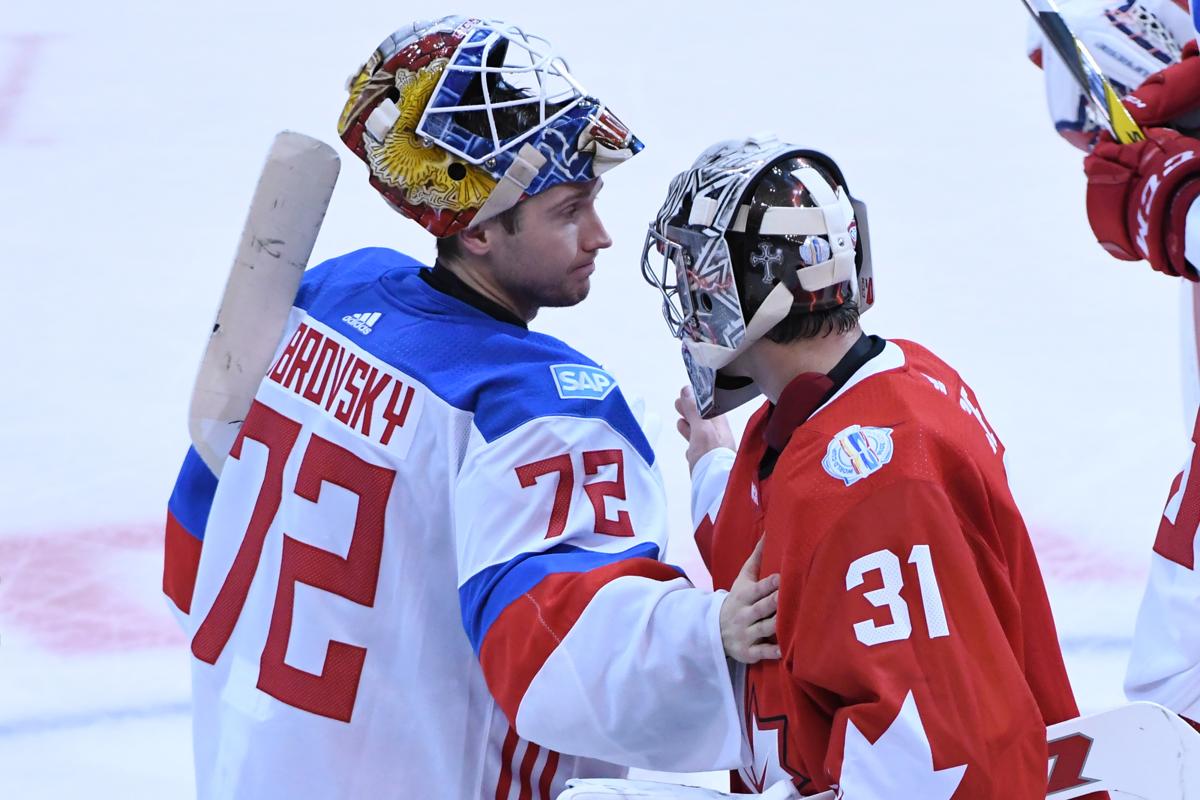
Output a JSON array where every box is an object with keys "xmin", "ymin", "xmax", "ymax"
[
  {"xmin": 822, "ymin": 425, "xmax": 894, "ymax": 486},
  {"xmin": 550, "ymin": 364, "xmax": 617, "ymax": 400}
]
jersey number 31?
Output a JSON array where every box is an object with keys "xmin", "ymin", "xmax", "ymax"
[{"xmin": 846, "ymin": 545, "xmax": 950, "ymax": 647}]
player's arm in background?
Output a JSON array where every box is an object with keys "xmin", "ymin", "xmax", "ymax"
[
  {"xmin": 1027, "ymin": 0, "xmax": 1200, "ymax": 721},
  {"xmin": 455, "ymin": 386, "xmax": 770, "ymax": 772},
  {"xmin": 1127, "ymin": 416, "xmax": 1200, "ymax": 723},
  {"xmin": 785, "ymin": 478, "xmax": 1052, "ymax": 798},
  {"xmin": 1028, "ymin": 0, "xmax": 1200, "ymax": 279}
]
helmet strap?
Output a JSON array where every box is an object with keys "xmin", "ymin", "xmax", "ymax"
[{"xmin": 470, "ymin": 143, "xmax": 548, "ymax": 226}]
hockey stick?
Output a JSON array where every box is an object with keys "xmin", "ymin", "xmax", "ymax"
[
  {"xmin": 559, "ymin": 703, "xmax": 1200, "ymax": 799},
  {"xmin": 1021, "ymin": 0, "xmax": 1147, "ymax": 144},
  {"xmin": 188, "ymin": 131, "xmax": 340, "ymax": 475},
  {"xmin": 1046, "ymin": 701, "xmax": 1200, "ymax": 799}
]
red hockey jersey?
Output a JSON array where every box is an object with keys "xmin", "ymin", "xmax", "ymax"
[{"xmin": 693, "ymin": 339, "xmax": 1081, "ymax": 798}]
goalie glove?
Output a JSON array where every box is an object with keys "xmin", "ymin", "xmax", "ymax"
[{"xmin": 1085, "ymin": 126, "xmax": 1200, "ymax": 278}]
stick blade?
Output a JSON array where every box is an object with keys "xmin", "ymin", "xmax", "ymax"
[{"xmin": 1048, "ymin": 702, "xmax": 1200, "ymax": 799}]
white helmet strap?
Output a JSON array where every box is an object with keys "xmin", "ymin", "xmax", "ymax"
[
  {"xmin": 685, "ymin": 163, "xmax": 861, "ymax": 371},
  {"xmin": 788, "ymin": 167, "xmax": 858, "ymax": 299},
  {"xmin": 470, "ymin": 143, "xmax": 548, "ymax": 226},
  {"xmin": 721, "ymin": 165, "xmax": 859, "ymax": 299}
]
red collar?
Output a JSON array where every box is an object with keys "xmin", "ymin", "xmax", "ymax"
[
  {"xmin": 761, "ymin": 335, "xmax": 885, "ymax": 453},
  {"xmin": 764, "ymin": 373, "xmax": 835, "ymax": 451}
]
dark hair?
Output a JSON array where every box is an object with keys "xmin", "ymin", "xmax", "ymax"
[
  {"xmin": 765, "ymin": 299, "xmax": 860, "ymax": 344},
  {"xmin": 435, "ymin": 202, "xmax": 523, "ymax": 263}
]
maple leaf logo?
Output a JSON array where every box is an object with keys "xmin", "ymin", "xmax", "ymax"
[
  {"xmin": 742, "ymin": 683, "xmax": 809, "ymax": 793},
  {"xmin": 838, "ymin": 692, "xmax": 966, "ymax": 798}
]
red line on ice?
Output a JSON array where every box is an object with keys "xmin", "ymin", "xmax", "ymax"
[
  {"xmin": 0, "ymin": 522, "xmax": 184, "ymax": 655},
  {"xmin": 0, "ymin": 34, "xmax": 51, "ymax": 143},
  {"xmin": 1029, "ymin": 526, "xmax": 1148, "ymax": 585}
]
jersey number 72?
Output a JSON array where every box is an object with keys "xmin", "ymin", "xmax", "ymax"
[{"xmin": 190, "ymin": 400, "xmax": 395, "ymax": 723}]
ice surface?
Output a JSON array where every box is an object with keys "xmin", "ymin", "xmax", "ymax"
[{"xmin": 0, "ymin": 1, "xmax": 1184, "ymax": 796}]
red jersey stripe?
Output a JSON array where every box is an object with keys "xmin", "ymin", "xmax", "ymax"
[
  {"xmin": 517, "ymin": 742, "xmax": 540, "ymax": 800},
  {"xmin": 478, "ymin": 557, "xmax": 683, "ymax": 721},
  {"xmin": 163, "ymin": 510, "xmax": 202, "ymax": 614},
  {"xmin": 538, "ymin": 750, "xmax": 560, "ymax": 800},
  {"xmin": 495, "ymin": 727, "xmax": 519, "ymax": 800}
]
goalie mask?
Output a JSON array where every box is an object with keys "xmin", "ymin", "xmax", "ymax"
[
  {"xmin": 641, "ymin": 136, "xmax": 874, "ymax": 418},
  {"xmin": 338, "ymin": 16, "xmax": 643, "ymax": 237}
]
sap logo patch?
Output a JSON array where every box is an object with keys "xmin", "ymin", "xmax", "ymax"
[
  {"xmin": 822, "ymin": 424, "xmax": 894, "ymax": 486},
  {"xmin": 551, "ymin": 364, "xmax": 617, "ymax": 401}
]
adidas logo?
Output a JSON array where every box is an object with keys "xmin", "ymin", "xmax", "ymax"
[{"xmin": 342, "ymin": 311, "xmax": 381, "ymax": 335}]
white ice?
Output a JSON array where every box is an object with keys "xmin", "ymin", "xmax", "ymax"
[{"xmin": 0, "ymin": 0, "xmax": 1184, "ymax": 796}]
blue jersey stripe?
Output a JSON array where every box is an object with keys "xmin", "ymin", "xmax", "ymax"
[
  {"xmin": 459, "ymin": 542, "xmax": 670, "ymax": 655},
  {"xmin": 293, "ymin": 249, "xmax": 656, "ymax": 466},
  {"xmin": 167, "ymin": 447, "xmax": 218, "ymax": 542}
]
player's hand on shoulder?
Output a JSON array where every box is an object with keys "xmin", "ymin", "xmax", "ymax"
[
  {"xmin": 1085, "ymin": 127, "xmax": 1200, "ymax": 279},
  {"xmin": 720, "ymin": 537, "xmax": 782, "ymax": 665},
  {"xmin": 675, "ymin": 386, "xmax": 735, "ymax": 475}
]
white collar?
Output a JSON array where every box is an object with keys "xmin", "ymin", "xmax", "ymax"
[{"xmin": 808, "ymin": 340, "xmax": 906, "ymax": 421}]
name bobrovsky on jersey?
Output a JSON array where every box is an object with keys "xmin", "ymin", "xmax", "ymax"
[{"xmin": 266, "ymin": 317, "xmax": 423, "ymax": 455}]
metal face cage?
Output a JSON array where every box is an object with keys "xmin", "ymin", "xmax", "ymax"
[
  {"xmin": 640, "ymin": 220, "xmax": 747, "ymax": 356},
  {"xmin": 416, "ymin": 21, "xmax": 587, "ymax": 165}
]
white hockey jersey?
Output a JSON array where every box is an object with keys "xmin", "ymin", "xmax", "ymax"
[
  {"xmin": 1122, "ymin": 6, "xmax": 1200, "ymax": 728},
  {"xmin": 1127, "ymin": 410, "xmax": 1200, "ymax": 723},
  {"xmin": 163, "ymin": 248, "xmax": 745, "ymax": 799}
]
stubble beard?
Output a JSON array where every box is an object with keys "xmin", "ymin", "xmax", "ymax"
[{"xmin": 515, "ymin": 272, "xmax": 591, "ymax": 312}]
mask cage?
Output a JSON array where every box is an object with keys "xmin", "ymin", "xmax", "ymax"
[
  {"xmin": 640, "ymin": 221, "xmax": 747, "ymax": 353},
  {"xmin": 416, "ymin": 21, "xmax": 586, "ymax": 165}
]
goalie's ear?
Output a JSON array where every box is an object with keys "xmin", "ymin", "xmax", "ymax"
[{"xmin": 454, "ymin": 223, "xmax": 494, "ymax": 259}]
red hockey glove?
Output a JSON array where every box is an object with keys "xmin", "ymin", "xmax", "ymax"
[
  {"xmin": 1085, "ymin": 127, "xmax": 1200, "ymax": 280},
  {"xmin": 1124, "ymin": 41, "xmax": 1200, "ymax": 128}
]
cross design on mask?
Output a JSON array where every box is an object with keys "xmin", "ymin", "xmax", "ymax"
[{"xmin": 750, "ymin": 242, "xmax": 784, "ymax": 284}]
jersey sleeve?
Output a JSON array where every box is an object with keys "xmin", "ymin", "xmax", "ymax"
[
  {"xmin": 164, "ymin": 446, "xmax": 218, "ymax": 620},
  {"xmin": 787, "ymin": 478, "xmax": 1049, "ymax": 798},
  {"xmin": 1127, "ymin": 417, "xmax": 1200, "ymax": 721},
  {"xmin": 690, "ymin": 446, "xmax": 736, "ymax": 571},
  {"xmin": 1185, "ymin": 184, "xmax": 1200, "ymax": 272},
  {"xmin": 1127, "ymin": 553, "xmax": 1200, "ymax": 721},
  {"xmin": 162, "ymin": 252, "xmax": 356, "ymax": 620},
  {"xmin": 454, "ymin": 410, "xmax": 746, "ymax": 772}
]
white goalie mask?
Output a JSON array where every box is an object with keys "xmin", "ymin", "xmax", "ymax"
[{"xmin": 641, "ymin": 135, "xmax": 874, "ymax": 418}]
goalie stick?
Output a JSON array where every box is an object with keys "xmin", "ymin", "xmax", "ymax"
[
  {"xmin": 1021, "ymin": 0, "xmax": 1147, "ymax": 144},
  {"xmin": 1046, "ymin": 701, "xmax": 1200, "ymax": 799},
  {"xmin": 559, "ymin": 702, "xmax": 1200, "ymax": 799},
  {"xmin": 188, "ymin": 131, "xmax": 340, "ymax": 474}
]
